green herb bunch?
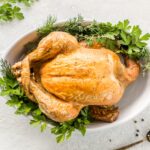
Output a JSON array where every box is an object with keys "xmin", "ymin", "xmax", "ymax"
[
  {"xmin": 64, "ymin": 16, "xmax": 150, "ymax": 61},
  {"xmin": 0, "ymin": 16, "xmax": 150, "ymax": 143},
  {"xmin": 38, "ymin": 16, "xmax": 150, "ymax": 65},
  {"xmin": 0, "ymin": 59, "xmax": 91, "ymax": 142},
  {"xmin": 0, "ymin": 59, "xmax": 52, "ymax": 129},
  {"xmin": 0, "ymin": 0, "xmax": 36, "ymax": 22}
]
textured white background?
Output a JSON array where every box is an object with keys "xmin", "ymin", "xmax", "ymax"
[{"xmin": 0, "ymin": 0, "xmax": 150, "ymax": 150}]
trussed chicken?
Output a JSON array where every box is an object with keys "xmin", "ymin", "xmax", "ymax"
[{"xmin": 12, "ymin": 31, "xmax": 140, "ymax": 122}]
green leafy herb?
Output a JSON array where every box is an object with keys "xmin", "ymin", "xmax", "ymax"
[
  {"xmin": 0, "ymin": 3, "xmax": 24, "ymax": 21},
  {"xmin": 0, "ymin": 59, "xmax": 55, "ymax": 131},
  {"xmin": 0, "ymin": 0, "xmax": 36, "ymax": 22},
  {"xmin": 63, "ymin": 15, "xmax": 85, "ymax": 39},
  {"xmin": 51, "ymin": 107, "xmax": 90, "ymax": 143},
  {"xmin": 37, "ymin": 16, "xmax": 57, "ymax": 38},
  {"xmin": 37, "ymin": 16, "xmax": 150, "ymax": 67},
  {"xmin": 0, "ymin": 59, "xmax": 91, "ymax": 143}
]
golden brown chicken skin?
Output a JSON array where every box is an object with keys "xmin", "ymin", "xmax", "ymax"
[{"xmin": 12, "ymin": 31, "xmax": 140, "ymax": 122}]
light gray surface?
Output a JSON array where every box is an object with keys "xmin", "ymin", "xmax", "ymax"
[{"xmin": 0, "ymin": 0, "xmax": 150, "ymax": 150}]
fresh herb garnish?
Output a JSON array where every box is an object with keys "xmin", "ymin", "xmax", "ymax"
[
  {"xmin": 1, "ymin": 16, "xmax": 150, "ymax": 143},
  {"xmin": 0, "ymin": 0, "xmax": 36, "ymax": 22},
  {"xmin": 38, "ymin": 16, "xmax": 150, "ymax": 67},
  {"xmin": 0, "ymin": 59, "xmax": 91, "ymax": 143},
  {"xmin": 0, "ymin": 59, "xmax": 52, "ymax": 122},
  {"xmin": 0, "ymin": 3, "xmax": 24, "ymax": 21},
  {"xmin": 37, "ymin": 16, "xmax": 57, "ymax": 38},
  {"xmin": 51, "ymin": 107, "xmax": 90, "ymax": 143}
]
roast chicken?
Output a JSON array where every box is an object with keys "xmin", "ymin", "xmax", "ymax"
[{"xmin": 12, "ymin": 31, "xmax": 140, "ymax": 122}]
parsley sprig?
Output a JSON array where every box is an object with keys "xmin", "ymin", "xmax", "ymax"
[
  {"xmin": 51, "ymin": 107, "xmax": 90, "ymax": 143},
  {"xmin": 0, "ymin": 59, "xmax": 91, "ymax": 143},
  {"xmin": 0, "ymin": 0, "xmax": 36, "ymax": 22},
  {"xmin": 0, "ymin": 59, "xmax": 56, "ymax": 131},
  {"xmin": 0, "ymin": 3, "xmax": 24, "ymax": 21}
]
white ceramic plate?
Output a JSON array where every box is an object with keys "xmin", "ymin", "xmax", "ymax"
[{"xmin": 4, "ymin": 29, "xmax": 150, "ymax": 131}]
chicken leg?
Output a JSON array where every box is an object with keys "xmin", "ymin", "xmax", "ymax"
[{"xmin": 30, "ymin": 80, "xmax": 83, "ymax": 122}]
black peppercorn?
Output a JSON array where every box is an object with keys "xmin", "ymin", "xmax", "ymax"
[
  {"xmin": 135, "ymin": 133, "xmax": 139, "ymax": 137},
  {"xmin": 146, "ymin": 130, "xmax": 150, "ymax": 142}
]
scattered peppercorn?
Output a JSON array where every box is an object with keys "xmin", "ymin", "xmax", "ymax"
[
  {"xmin": 134, "ymin": 120, "xmax": 137, "ymax": 123},
  {"xmin": 109, "ymin": 139, "xmax": 112, "ymax": 142},
  {"xmin": 141, "ymin": 118, "xmax": 144, "ymax": 122},
  {"xmin": 135, "ymin": 133, "xmax": 139, "ymax": 137},
  {"xmin": 116, "ymin": 129, "xmax": 150, "ymax": 150},
  {"xmin": 146, "ymin": 130, "xmax": 150, "ymax": 142},
  {"xmin": 136, "ymin": 129, "xmax": 140, "ymax": 133}
]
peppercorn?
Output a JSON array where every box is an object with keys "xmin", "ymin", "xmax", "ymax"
[
  {"xmin": 146, "ymin": 130, "xmax": 150, "ymax": 142},
  {"xmin": 135, "ymin": 133, "xmax": 139, "ymax": 137}
]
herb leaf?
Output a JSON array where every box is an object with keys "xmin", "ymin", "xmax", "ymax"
[
  {"xmin": 0, "ymin": 60, "xmax": 90, "ymax": 143},
  {"xmin": 37, "ymin": 16, "xmax": 57, "ymax": 38},
  {"xmin": 51, "ymin": 107, "xmax": 90, "ymax": 143},
  {"xmin": 0, "ymin": 0, "xmax": 36, "ymax": 22},
  {"xmin": 0, "ymin": 3, "xmax": 24, "ymax": 21}
]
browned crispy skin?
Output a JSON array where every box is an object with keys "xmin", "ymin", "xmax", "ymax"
[{"xmin": 12, "ymin": 31, "xmax": 140, "ymax": 122}]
